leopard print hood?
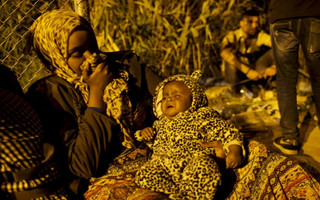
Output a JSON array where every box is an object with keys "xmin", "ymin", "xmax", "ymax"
[{"xmin": 154, "ymin": 70, "xmax": 208, "ymax": 119}]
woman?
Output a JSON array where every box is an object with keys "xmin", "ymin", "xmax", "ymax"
[{"xmin": 25, "ymin": 9, "xmax": 162, "ymax": 197}]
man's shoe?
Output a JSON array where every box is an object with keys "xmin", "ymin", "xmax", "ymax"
[{"xmin": 273, "ymin": 137, "xmax": 300, "ymax": 155}]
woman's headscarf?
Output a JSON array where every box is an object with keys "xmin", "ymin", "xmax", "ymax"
[
  {"xmin": 27, "ymin": 9, "xmax": 96, "ymax": 83},
  {"xmin": 27, "ymin": 9, "xmax": 135, "ymax": 148}
]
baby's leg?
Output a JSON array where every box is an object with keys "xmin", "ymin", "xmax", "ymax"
[
  {"xmin": 135, "ymin": 159, "xmax": 178, "ymax": 195},
  {"xmin": 180, "ymin": 155, "xmax": 222, "ymax": 199}
]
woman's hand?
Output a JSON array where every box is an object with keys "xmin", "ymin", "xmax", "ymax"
[
  {"xmin": 83, "ymin": 62, "xmax": 112, "ymax": 91},
  {"xmin": 141, "ymin": 127, "xmax": 155, "ymax": 141},
  {"xmin": 82, "ymin": 61, "xmax": 113, "ymax": 110}
]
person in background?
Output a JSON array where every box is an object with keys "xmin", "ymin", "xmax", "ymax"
[
  {"xmin": 25, "ymin": 9, "xmax": 162, "ymax": 197},
  {"xmin": 269, "ymin": 0, "xmax": 320, "ymax": 155},
  {"xmin": 0, "ymin": 64, "xmax": 70, "ymax": 199},
  {"xmin": 134, "ymin": 71, "xmax": 245, "ymax": 199},
  {"xmin": 220, "ymin": 8, "xmax": 276, "ymax": 95}
]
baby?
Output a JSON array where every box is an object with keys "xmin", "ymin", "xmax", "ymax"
[{"xmin": 134, "ymin": 71, "xmax": 245, "ymax": 199}]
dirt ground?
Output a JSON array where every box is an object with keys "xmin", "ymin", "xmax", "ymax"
[
  {"xmin": 205, "ymin": 84, "xmax": 320, "ymax": 182},
  {"xmin": 250, "ymin": 115, "xmax": 320, "ymax": 182}
]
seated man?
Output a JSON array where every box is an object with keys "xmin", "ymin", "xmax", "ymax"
[{"xmin": 220, "ymin": 9, "xmax": 276, "ymax": 95}]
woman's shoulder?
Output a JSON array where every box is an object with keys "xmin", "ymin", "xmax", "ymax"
[
  {"xmin": 39, "ymin": 74, "xmax": 72, "ymax": 87},
  {"xmin": 29, "ymin": 75, "xmax": 76, "ymax": 95},
  {"xmin": 27, "ymin": 75, "xmax": 84, "ymax": 110}
]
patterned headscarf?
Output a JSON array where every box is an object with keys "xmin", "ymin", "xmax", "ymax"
[{"xmin": 27, "ymin": 9, "xmax": 135, "ymax": 148}]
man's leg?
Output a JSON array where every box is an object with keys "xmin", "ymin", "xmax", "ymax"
[
  {"xmin": 271, "ymin": 19, "xmax": 301, "ymax": 155},
  {"xmin": 299, "ymin": 17, "xmax": 320, "ymax": 127},
  {"xmin": 224, "ymin": 61, "xmax": 248, "ymax": 94},
  {"xmin": 255, "ymin": 49, "xmax": 274, "ymax": 74},
  {"xmin": 254, "ymin": 49, "xmax": 275, "ymax": 90}
]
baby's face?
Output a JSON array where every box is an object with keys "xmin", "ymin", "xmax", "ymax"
[
  {"xmin": 67, "ymin": 29, "xmax": 98, "ymax": 75},
  {"xmin": 161, "ymin": 81, "xmax": 192, "ymax": 119}
]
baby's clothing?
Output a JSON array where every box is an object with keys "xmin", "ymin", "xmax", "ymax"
[
  {"xmin": 136, "ymin": 107, "xmax": 242, "ymax": 199},
  {"xmin": 135, "ymin": 71, "xmax": 244, "ymax": 199}
]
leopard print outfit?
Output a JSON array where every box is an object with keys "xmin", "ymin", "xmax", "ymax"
[{"xmin": 135, "ymin": 71, "xmax": 244, "ymax": 199}]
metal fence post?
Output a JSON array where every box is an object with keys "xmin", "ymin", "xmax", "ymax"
[{"xmin": 73, "ymin": 0, "xmax": 90, "ymax": 22}]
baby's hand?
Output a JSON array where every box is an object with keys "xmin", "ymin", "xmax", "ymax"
[
  {"xmin": 141, "ymin": 127, "xmax": 155, "ymax": 141},
  {"xmin": 226, "ymin": 145, "xmax": 243, "ymax": 169},
  {"xmin": 199, "ymin": 141, "xmax": 226, "ymax": 159}
]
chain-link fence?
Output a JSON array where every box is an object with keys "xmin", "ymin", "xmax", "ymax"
[
  {"xmin": 1, "ymin": 0, "xmax": 272, "ymax": 93},
  {"xmin": 1, "ymin": 0, "xmax": 231, "ymax": 93},
  {"xmin": 0, "ymin": 0, "xmax": 83, "ymax": 91}
]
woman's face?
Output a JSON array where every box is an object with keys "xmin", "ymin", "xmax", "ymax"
[{"xmin": 67, "ymin": 30, "xmax": 97, "ymax": 75}]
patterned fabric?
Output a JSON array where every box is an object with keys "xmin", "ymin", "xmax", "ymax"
[
  {"xmin": 227, "ymin": 140, "xmax": 320, "ymax": 200},
  {"xmin": 0, "ymin": 89, "xmax": 43, "ymax": 172},
  {"xmin": 85, "ymin": 144, "xmax": 169, "ymax": 200},
  {"xmin": 84, "ymin": 140, "xmax": 320, "ymax": 200},
  {"xmin": 152, "ymin": 71, "xmax": 244, "ymax": 152},
  {"xmin": 27, "ymin": 9, "xmax": 95, "ymax": 80},
  {"xmin": 150, "ymin": 107, "xmax": 243, "ymax": 156},
  {"xmin": 27, "ymin": 9, "xmax": 135, "ymax": 148},
  {"xmin": 0, "ymin": 87, "xmax": 68, "ymax": 199},
  {"xmin": 81, "ymin": 52, "xmax": 135, "ymax": 148},
  {"xmin": 134, "ymin": 71, "xmax": 244, "ymax": 199}
]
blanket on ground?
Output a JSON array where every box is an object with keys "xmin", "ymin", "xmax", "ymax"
[{"xmin": 84, "ymin": 140, "xmax": 320, "ymax": 200}]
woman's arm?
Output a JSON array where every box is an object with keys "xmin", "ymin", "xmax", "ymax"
[{"xmin": 26, "ymin": 76, "xmax": 123, "ymax": 179}]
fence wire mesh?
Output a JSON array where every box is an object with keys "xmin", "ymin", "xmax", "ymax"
[
  {"xmin": 1, "ymin": 0, "xmax": 251, "ymax": 92},
  {"xmin": 0, "ymin": 0, "xmax": 75, "ymax": 91}
]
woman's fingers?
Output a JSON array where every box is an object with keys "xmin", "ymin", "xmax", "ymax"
[
  {"xmin": 95, "ymin": 62, "xmax": 108, "ymax": 73},
  {"xmin": 81, "ymin": 61, "xmax": 90, "ymax": 80}
]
